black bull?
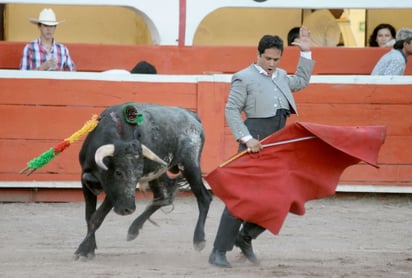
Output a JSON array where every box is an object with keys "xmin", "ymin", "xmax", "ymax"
[{"xmin": 74, "ymin": 103, "xmax": 212, "ymax": 260}]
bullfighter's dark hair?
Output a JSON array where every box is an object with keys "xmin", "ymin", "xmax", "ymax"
[{"xmin": 258, "ymin": 35, "xmax": 284, "ymax": 55}]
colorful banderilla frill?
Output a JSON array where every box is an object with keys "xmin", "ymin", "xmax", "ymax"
[{"xmin": 20, "ymin": 114, "xmax": 99, "ymax": 176}]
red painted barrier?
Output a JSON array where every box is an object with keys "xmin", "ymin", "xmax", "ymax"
[
  {"xmin": 2, "ymin": 41, "xmax": 411, "ymax": 74},
  {"xmin": 1, "ymin": 76, "xmax": 411, "ymax": 187},
  {"xmin": 1, "ymin": 43, "xmax": 412, "ymax": 201}
]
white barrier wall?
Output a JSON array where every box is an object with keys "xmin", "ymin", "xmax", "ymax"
[{"xmin": 2, "ymin": 0, "xmax": 412, "ymax": 46}]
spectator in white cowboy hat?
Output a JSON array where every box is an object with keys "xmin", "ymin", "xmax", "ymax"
[
  {"xmin": 371, "ymin": 28, "xmax": 412, "ymax": 75},
  {"xmin": 20, "ymin": 8, "xmax": 76, "ymax": 71}
]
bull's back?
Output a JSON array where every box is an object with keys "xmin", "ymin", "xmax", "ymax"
[
  {"xmin": 126, "ymin": 103, "xmax": 201, "ymax": 132},
  {"xmin": 136, "ymin": 103, "xmax": 204, "ymax": 145},
  {"xmin": 79, "ymin": 102, "xmax": 204, "ymax": 168},
  {"xmin": 137, "ymin": 103, "xmax": 200, "ymax": 124}
]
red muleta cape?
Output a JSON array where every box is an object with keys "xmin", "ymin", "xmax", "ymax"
[{"xmin": 205, "ymin": 121, "xmax": 386, "ymax": 235}]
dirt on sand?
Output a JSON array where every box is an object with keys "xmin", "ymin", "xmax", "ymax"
[{"xmin": 0, "ymin": 193, "xmax": 411, "ymax": 278}]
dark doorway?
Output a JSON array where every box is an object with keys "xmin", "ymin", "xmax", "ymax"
[{"xmin": 0, "ymin": 4, "xmax": 5, "ymax": 40}]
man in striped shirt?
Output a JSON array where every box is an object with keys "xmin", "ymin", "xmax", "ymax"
[{"xmin": 20, "ymin": 8, "xmax": 76, "ymax": 71}]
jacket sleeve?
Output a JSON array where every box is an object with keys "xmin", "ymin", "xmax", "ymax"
[
  {"xmin": 287, "ymin": 56, "xmax": 315, "ymax": 92},
  {"xmin": 225, "ymin": 74, "xmax": 250, "ymax": 141}
]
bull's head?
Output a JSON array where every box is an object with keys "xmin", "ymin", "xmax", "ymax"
[{"xmin": 93, "ymin": 140, "xmax": 167, "ymax": 215}]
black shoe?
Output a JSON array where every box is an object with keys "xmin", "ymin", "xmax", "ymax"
[
  {"xmin": 209, "ymin": 249, "xmax": 232, "ymax": 268},
  {"xmin": 235, "ymin": 235, "xmax": 260, "ymax": 265}
]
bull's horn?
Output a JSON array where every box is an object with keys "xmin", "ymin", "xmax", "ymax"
[
  {"xmin": 95, "ymin": 144, "xmax": 115, "ymax": 171},
  {"xmin": 142, "ymin": 145, "xmax": 168, "ymax": 166}
]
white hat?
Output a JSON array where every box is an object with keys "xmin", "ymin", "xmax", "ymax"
[
  {"xmin": 29, "ymin": 8, "xmax": 64, "ymax": 26},
  {"xmin": 396, "ymin": 28, "xmax": 412, "ymax": 41}
]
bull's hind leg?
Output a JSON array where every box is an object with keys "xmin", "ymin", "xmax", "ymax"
[
  {"xmin": 127, "ymin": 176, "xmax": 178, "ymax": 241},
  {"xmin": 182, "ymin": 163, "xmax": 212, "ymax": 251}
]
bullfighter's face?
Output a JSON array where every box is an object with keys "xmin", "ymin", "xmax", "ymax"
[{"xmin": 257, "ymin": 47, "xmax": 282, "ymax": 76}]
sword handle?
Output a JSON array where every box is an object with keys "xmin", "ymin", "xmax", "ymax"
[{"xmin": 219, "ymin": 149, "xmax": 248, "ymax": 167}]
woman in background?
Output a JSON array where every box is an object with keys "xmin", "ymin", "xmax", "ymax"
[{"xmin": 368, "ymin": 23, "xmax": 396, "ymax": 48}]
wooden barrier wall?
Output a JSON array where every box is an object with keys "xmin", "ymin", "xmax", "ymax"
[
  {"xmin": 0, "ymin": 75, "xmax": 228, "ymax": 181},
  {"xmin": 1, "ymin": 42, "xmax": 412, "ymax": 202},
  {"xmin": 2, "ymin": 41, "xmax": 412, "ymax": 75},
  {"xmin": 292, "ymin": 82, "xmax": 412, "ymax": 187},
  {"xmin": 0, "ymin": 72, "xmax": 411, "ymax": 191}
]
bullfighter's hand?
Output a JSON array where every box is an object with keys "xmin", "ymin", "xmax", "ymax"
[
  {"xmin": 292, "ymin": 26, "xmax": 311, "ymax": 52},
  {"xmin": 245, "ymin": 138, "xmax": 262, "ymax": 153}
]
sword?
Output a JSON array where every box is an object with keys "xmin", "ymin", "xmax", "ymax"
[{"xmin": 219, "ymin": 135, "xmax": 316, "ymax": 167}]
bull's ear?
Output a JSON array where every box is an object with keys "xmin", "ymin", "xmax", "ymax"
[{"xmin": 82, "ymin": 173, "xmax": 102, "ymax": 196}]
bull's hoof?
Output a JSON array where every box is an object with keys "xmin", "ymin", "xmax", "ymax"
[
  {"xmin": 73, "ymin": 252, "xmax": 95, "ymax": 261},
  {"xmin": 126, "ymin": 231, "xmax": 139, "ymax": 241},
  {"xmin": 193, "ymin": 240, "xmax": 206, "ymax": 252}
]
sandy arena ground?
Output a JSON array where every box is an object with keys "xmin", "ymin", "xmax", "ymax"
[{"xmin": 1, "ymin": 193, "xmax": 411, "ymax": 278}]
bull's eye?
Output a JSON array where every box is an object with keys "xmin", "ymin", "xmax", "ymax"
[{"xmin": 114, "ymin": 169, "xmax": 123, "ymax": 178}]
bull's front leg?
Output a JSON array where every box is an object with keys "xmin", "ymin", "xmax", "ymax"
[
  {"xmin": 127, "ymin": 177, "xmax": 176, "ymax": 241},
  {"xmin": 74, "ymin": 195, "xmax": 113, "ymax": 261},
  {"xmin": 127, "ymin": 201, "xmax": 162, "ymax": 241}
]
